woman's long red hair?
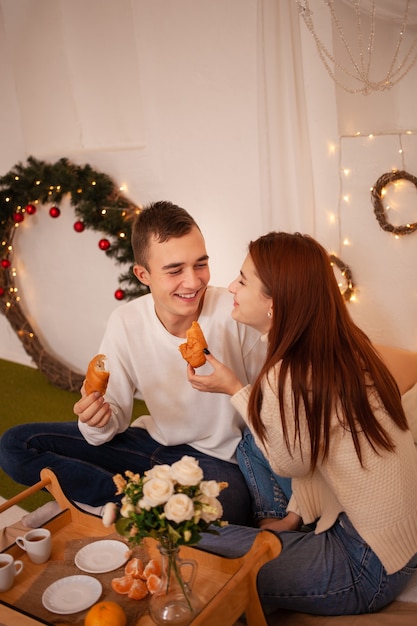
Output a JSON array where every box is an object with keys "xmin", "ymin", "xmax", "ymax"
[{"xmin": 248, "ymin": 232, "xmax": 408, "ymax": 468}]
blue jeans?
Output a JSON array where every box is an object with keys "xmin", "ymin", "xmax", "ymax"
[
  {"xmin": 0, "ymin": 422, "xmax": 254, "ymax": 526},
  {"xmin": 237, "ymin": 427, "xmax": 292, "ymax": 521},
  {"xmin": 198, "ymin": 516, "xmax": 417, "ymax": 615}
]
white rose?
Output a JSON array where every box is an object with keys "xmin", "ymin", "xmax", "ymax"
[
  {"xmin": 170, "ymin": 456, "xmax": 203, "ymax": 486},
  {"xmin": 199, "ymin": 496, "xmax": 223, "ymax": 523},
  {"xmin": 102, "ymin": 502, "xmax": 118, "ymax": 527},
  {"xmin": 144, "ymin": 464, "xmax": 172, "ymax": 481},
  {"xmin": 200, "ymin": 480, "xmax": 220, "ymax": 498},
  {"xmin": 141, "ymin": 477, "xmax": 174, "ymax": 508},
  {"xmin": 164, "ymin": 493, "xmax": 195, "ymax": 523}
]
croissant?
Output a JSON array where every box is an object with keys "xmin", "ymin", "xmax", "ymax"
[
  {"xmin": 179, "ymin": 321, "xmax": 208, "ymax": 368},
  {"xmin": 85, "ymin": 354, "xmax": 110, "ymax": 395}
]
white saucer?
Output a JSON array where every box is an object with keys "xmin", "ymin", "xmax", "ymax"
[
  {"xmin": 75, "ymin": 539, "xmax": 129, "ymax": 574},
  {"xmin": 42, "ymin": 575, "xmax": 102, "ymax": 614}
]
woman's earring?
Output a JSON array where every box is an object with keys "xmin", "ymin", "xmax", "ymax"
[{"xmin": 267, "ymin": 311, "xmax": 272, "ymax": 318}]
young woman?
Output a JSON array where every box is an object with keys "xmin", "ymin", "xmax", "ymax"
[{"xmin": 188, "ymin": 231, "xmax": 417, "ymax": 616}]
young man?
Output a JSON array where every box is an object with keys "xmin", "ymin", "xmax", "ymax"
[{"xmin": 0, "ymin": 201, "xmax": 265, "ymax": 526}]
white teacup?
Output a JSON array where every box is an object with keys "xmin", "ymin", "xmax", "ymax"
[
  {"xmin": 0, "ymin": 554, "xmax": 24, "ymax": 592},
  {"xmin": 16, "ymin": 528, "xmax": 52, "ymax": 564}
]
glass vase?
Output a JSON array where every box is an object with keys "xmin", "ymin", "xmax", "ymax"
[{"xmin": 149, "ymin": 541, "xmax": 201, "ymax": 626}]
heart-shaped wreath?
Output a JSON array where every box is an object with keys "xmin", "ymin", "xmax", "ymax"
[
  {"xmin": 0, "ymin": 156, "xmax": 148, "ymax": 391},
  {"xmin": 371, "ymin": 170, "xmax": 417, "ymax": 236}
]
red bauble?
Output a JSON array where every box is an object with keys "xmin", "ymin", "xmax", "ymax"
[
  {"xmin": 25, "ymin": 204, "xmax": 37, "ymax": 215},
  {"xmin": 13, "ymin": 212, "xmax": 24, "ymax": 223},
  {"xmin": 98, "ymin": 238, "xmax": 111, "ymax": 251},
  {"xmin": 114, "ymin": 289, "xmax": 125, "ymax": 301},
  {"xmin": 49, "ymin": 206, "xmax": 61, "ymax": 218},
  {"xmin": 0, "ymin": 287, "xmax": 4, "ymax": 297},
  {"xmin": 73, "ymin": 220, "xmax": 85, "ymax": 233},
  {"xmin": 1, "ymin": 259, "xmax": 11, "ymax": 269}
]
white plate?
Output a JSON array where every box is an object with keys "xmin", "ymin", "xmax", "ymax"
[
  {"xmin": 42, "ymin": 575, "xmax": 102, "ymax": 615},
  {"xmin": 75, "ymin": 539, "xmax": 129, "ymax": 574}
]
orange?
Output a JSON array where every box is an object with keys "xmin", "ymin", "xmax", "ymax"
[
  {"xmin": 84, "ymin": 601, "xmax": 127, "ymax": 626},
  {"xmin": 111, "ymin": 573, "xmax": 134, "ymax": 594}
]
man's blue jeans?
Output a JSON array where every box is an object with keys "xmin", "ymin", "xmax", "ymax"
[{"xmin": 0, "ymin": 421, "xmax": 254, "ymax": 526}]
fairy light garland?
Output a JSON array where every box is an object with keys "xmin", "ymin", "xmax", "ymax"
[
  {"xmin": 331, "ymin": 132, "xmax": 417, "ymax": 309},
  {"xmin": 0, "ymin": 156, "xmax": 147, "ymax": 391},
  {"xmin": 330, "ymin": 253, "xmax": 356, "ymax": 301}
]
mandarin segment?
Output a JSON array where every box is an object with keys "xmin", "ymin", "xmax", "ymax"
[
  {"xmin": 127, "ymin": 578, "xmax": 149, "ymax": 600},
  {"xmin": 125, "ymin": 557, "xmax": 144, "ymax": 579},
  {"xmin": 111, "ymin": 573, "xmax": 134, "ymax": 594},
  {"xmin": 142, "ymin": 558, "xmax": 161, "ymax": 580},
  {"xmin": 146, "ymin": 573, "xmax": 162, "ymax": 594}
]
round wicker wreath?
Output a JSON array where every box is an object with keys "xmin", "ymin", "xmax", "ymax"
[
  {"xmin": 371, "ymin": 170, "xmax": 417, "ymax": 236},
  {"xmin": 329, "ymin": 254, "xmax": 356, "ymax": 302}
]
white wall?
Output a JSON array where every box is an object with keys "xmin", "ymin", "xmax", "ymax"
[
  {"xmin": 0, "ymin": 0, "xmax": 262, "ymax": 372},
  {"xmin": 1, "ymin": 0, "xmax": 416, "ymax": 375},
  {"xmin": 300, "ymin": 0, "xmax": 417, "ymax": 351}
]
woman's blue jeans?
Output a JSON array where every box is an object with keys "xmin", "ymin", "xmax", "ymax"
[
  {"xmin": 237, "ymin": 427, "xmax": 292, "ymax": 521},
  {"xmin": 0, "ymin": 421, "xmax": 254, "ymax": 526},
  {"xmin": 198, "ymin": 516, "xmax": 417, "ymax": 615}
]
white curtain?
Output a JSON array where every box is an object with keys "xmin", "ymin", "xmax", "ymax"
[{"xmin": 257, "ymin": 0, "xmax": 316, "ymax": 235}]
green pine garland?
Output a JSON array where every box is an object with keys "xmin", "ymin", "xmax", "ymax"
[
  {"xmin": 0, "ymin": 156, "xmax": 148, "ymax": 390},
  {"xmin": 0, "ymin": 155, "xmax": 148, "ymax": 299}
]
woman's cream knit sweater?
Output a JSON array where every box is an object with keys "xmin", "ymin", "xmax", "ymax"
[{"xmin": 231, "ymin": 365, "xmax": 417, "ymax": 574}]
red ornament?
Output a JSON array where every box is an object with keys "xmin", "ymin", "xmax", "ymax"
[
  {"xmin": 0, "ymin": 287, "xmax": 4, "ymax": 297},
  {"xmin": 73, "ymin": 220, "xmax": 85, "ymax": 233},
  {"xmin": 1, "ymin": 259, "xmax": 11, "ymax": 269},
  {"xmin": 98, "ymin": 238, "xmax": 111, "ymax": 251},
  {"xmin": 114, "ymin": 289, "xmax": 125, "ymax": 301},
  {"xmin": 13, "ymin": 212, "xmax": 24, "ymax": 223},
  {"xmin": 49, "ymin": 206, "xmax": 61, "ymax": 218},
  {"xmin": 25, "ymin": 204, "xmax": 37, "ymax": 215}
]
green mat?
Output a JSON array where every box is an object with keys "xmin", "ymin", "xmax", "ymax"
[{"xmin": 0, "ymin": 358, "xmax": 147, "ymax": 512}]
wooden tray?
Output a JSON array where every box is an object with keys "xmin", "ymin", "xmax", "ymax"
[{"xmin": 0, "ymin": 468, "xmax": 281, "ymax": 625}]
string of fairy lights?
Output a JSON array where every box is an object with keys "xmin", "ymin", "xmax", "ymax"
[{"xmin": 329, "ymin": 130, "xmax": 417, "ymax": 303}]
